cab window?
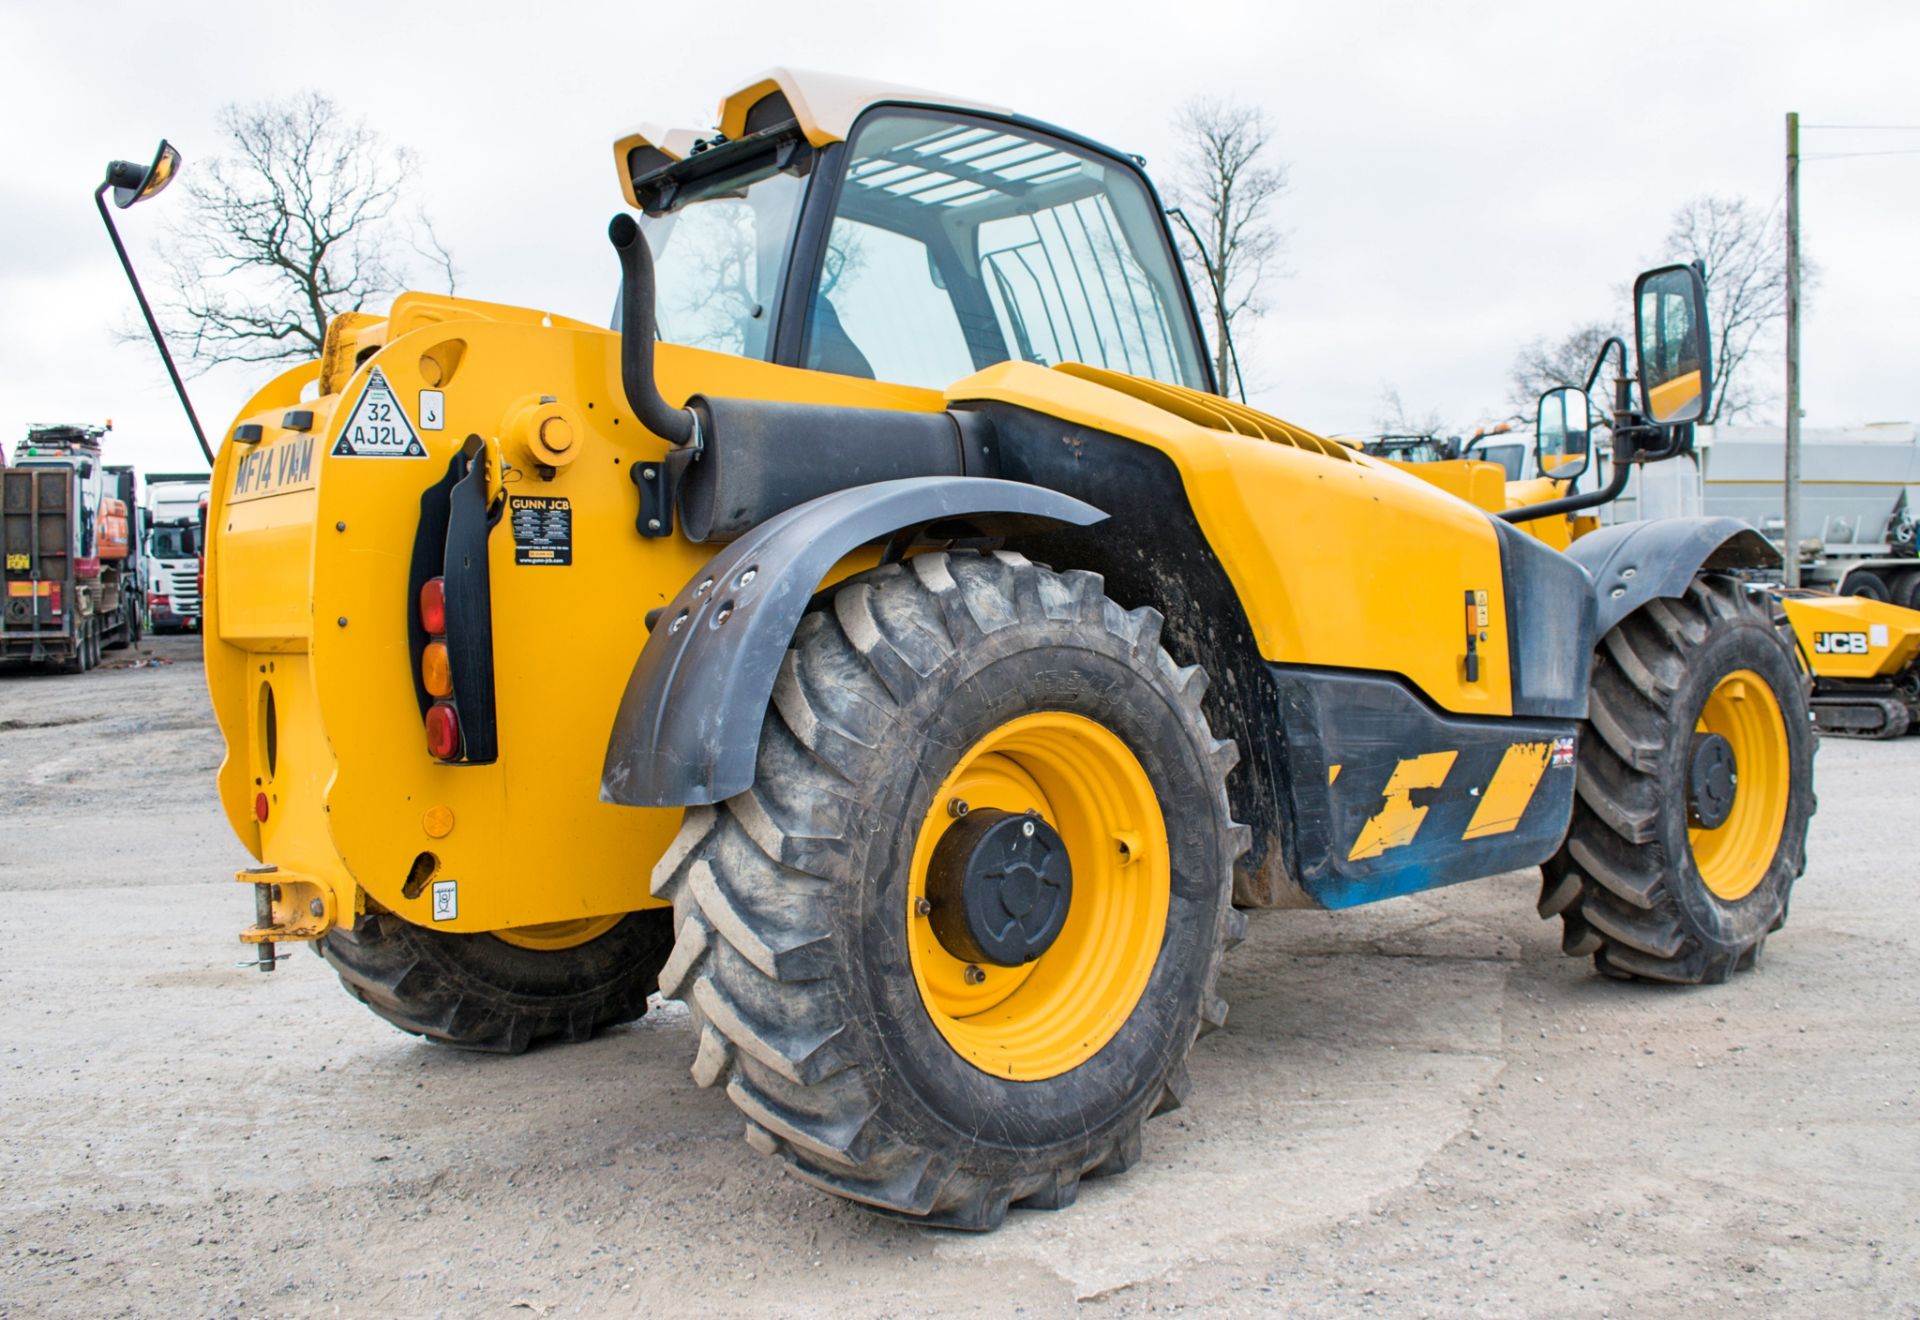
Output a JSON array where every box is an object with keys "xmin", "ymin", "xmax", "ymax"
[
  {"xmin": 640, "ymin": 161, "xmax": 807, "ymax": 360},
  {"xmin": 805, "ymin": 110, "xmax": 1208, "ymax": 391}
]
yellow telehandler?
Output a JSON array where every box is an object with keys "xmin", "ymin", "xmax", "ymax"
[{"xmin": 100, "ymin": 69, "xmax": 1816, "ymax": 1230}]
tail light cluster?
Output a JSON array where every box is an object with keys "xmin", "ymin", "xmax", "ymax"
[{"xmin": 419, "ymin": 577, "xmax": 461, "ymax": 759}]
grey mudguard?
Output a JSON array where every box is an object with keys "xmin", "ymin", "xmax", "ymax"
[
  {"xmin": 600, "ymin": 476, "xmax": 1107, "ymax": 808},
  {"xmin": 1566, "ymin": 516, "xmax": 1779, "ymax": 637}
]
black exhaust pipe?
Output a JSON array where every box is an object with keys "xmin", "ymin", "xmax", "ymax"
[
  {"xmin": 608, "ymin": 213, "xmax": 696, "ymax": 448},
  {"xmin": 606, "ymin": 211, "xmax": 999, "ymax": 544}
]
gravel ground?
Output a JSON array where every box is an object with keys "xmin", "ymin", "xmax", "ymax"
[{"xmin": 1, "ymin": 636, "xmax": 1916, "ymax": 1318}]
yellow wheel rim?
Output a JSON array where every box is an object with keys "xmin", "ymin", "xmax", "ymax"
[
  {"xmin": 492, "ymin": 912, "xmax": 624, "ymax": 951},
  {"xmin": 907, "ymin": 711, "xmax": 1169, "ymax": 1082},
  {"xmin": 1689, "ymin": 669, "xmax": 1790, "ymax": 902}
]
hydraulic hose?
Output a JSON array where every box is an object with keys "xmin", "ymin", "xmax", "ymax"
[{"xmin": 607, "ymin": 213, "xmax": 696, "ymax": 448}]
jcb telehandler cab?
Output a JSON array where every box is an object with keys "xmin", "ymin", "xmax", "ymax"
[{"xmin": 103, "ymin": 69, "xmax": 1814, "ymax": 1230}]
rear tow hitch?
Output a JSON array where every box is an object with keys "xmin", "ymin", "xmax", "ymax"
[{"xmin": 236, "ymin": 865, "xmax": 336, "ymax": 971}]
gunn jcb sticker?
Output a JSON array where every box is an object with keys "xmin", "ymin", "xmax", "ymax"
[{"xmin": 510, "ymin": 495, "xmax": 572, "ymax": 566}]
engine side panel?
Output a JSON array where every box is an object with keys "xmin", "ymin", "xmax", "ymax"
[{"xmin": 951, "ymin": 363, "xmax": 1519, "ymax": 719}]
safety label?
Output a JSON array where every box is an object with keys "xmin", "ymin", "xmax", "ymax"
[
  {"xmin": 431, "ymin": 879, "xmax": 458, "ymax": 921},
  {"xmin": 510, "ymin": 495, "xmax": 572, "ymax": 566},
  {"xmin": 332, "ymin": 366, "xmax": 427, "ymax": 458}
]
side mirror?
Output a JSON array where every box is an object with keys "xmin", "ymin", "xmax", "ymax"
[
  {"xmin": 1633, "ymin": 263, "xmax": 1713, "ymax": 426},
  {"xmin": 104, "ymin": 140, "xmax": 182, "ymax": 210},
  {"xmin": 1535, "ymin": 386, "xmax": 1594, "ymax": 482}
]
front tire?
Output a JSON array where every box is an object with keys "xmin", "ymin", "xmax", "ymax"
[
  {"xmin": 1541, "ymin": 575, "xmax": 1816, "ymax": 982},
  {"xmin": 320, "ymin": 908, "xmax": 674, "ymax": 1053},
  {"xmin": 653, "ymin": 551, "xmax": 1247, "ymax": 1229}
]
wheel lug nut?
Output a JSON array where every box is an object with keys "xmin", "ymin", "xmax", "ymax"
[
  {"xmin": 947, "ymin": 798, "xmax": 969, "ymax": 817},
  {"xmin": 964, "ymin": 964, "xmax": 986, "ymax": 985},
  {"xmin": 915, "ymin": 897, "xmax": 932, "ymax": 917}
]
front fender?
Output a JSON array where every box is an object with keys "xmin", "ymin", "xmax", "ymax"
[
  {"xmin": 1566, "ymin": 516, "xmax": 1779, "ymax": 636},
  {"xmin": 600, "ymin": 476, "xmax": 1106, "ymax": 808}
]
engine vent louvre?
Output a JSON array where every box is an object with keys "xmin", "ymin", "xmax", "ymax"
[{"xmin": 1055, "ymin": 363, "xmax": 1353, "ymax": 461}]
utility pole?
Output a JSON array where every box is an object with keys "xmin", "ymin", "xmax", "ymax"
[{"xmin": 1784, "ymin": 111, "xmax": 1803, "ymax": 587}]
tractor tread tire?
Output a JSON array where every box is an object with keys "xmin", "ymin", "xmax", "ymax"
[
  {"xmin": 1541, "ymin": 575, "xmax": 1815, "ymax": 984},
  {"xmin": 320, "ymin": 908, "xmax": 673, "ymax": 1054},
  {"xmin": 653, "ymin": 550, "xmax": 1245, "ymax": 1230}
]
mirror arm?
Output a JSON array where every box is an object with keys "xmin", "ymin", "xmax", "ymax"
[
  {"xmin": 94, "ymin": 181, "xmax": 213, "ymax": 467},
  {"xmin": 1497, "ymin": 454, "xmax": 1632, "ymax": 524},
  {"xmin": 1581, "ymin": 336, "xmax": 1631, "ymax": 398}
]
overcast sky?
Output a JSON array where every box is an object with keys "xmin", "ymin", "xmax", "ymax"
[{"xmin": 3, "ymin": 0, "xmax": 1915, "ymax": 475}]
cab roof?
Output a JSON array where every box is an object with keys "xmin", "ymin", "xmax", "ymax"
[{"xmin": 614, "ymin": 67, "xmax": 1012, "ymax": 209}]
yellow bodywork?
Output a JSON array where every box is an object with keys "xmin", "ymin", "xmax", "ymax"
[
  {"xmin": 207, "ymin": 295, "xmax": 932, "ymax": 937},
  {"xmin": 955, "ymin": 366, "xmax": 1517, "ymax": 716},
  {"xmin": 1382, "ymin": 459, "xmax": 1584, "ymax": 551},
  {"xmin": 207, "ymin": 65, "xmax": 1547, "ymax": 939},
  {"xmin": 1780, "ymin": 594, "xmax": 1920, "ymax": 680},
  {"xmin": 206, "ymin": 300, "xmax": 1530, "ymax": 939}
]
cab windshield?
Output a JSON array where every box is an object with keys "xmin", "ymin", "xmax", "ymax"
[
  {"xmin": 808, "ymin": 110, "xmax": 1208, "ymax": 391},
  {"xmin": 148, "ymin": 525, "xmax": 196, "ymax": 559},
  {"xmin": 627, "ymin": 111, "xmax": 1208, "ymax": 393}
]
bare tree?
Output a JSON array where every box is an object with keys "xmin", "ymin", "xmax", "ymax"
[
  {"xmin": 1374, "ymin": 385, "xmax": 1446, "ymax": 438},
  {"xmin": 1662, "ymin": 194, "xmax": 1808, "ymax": 423},
  {"xmin": 1168, "ymin": 98, "xmax": 1288, "ymax": 398},
  {"xmin": 1506, "ymin": 321, "xmax": 1618, "ymax": 421},
  {"xmin": 148, "ymin": 92, "xmax": 454, "ymax": 370}
]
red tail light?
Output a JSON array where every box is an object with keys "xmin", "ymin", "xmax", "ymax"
[
  {"xmin": 420, "ymin": 577, "xmax": 446, "ymax": 636},
  {"xmin": 425, "ymin": 703, "xmax": 460, "ymax": 759}
]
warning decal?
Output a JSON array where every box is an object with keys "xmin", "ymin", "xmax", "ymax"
[
  {"xmin": 510, "ymin": 495, "xmax": 572, "ymax": 566},
  {"xmin": 332, "ymin": 366, "xmax": 427, "ymax": 458}
]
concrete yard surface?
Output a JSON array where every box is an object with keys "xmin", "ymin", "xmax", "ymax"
[{"xmin": 1, "ymin": 636, "xmax": 1916, "ymax": 1317}]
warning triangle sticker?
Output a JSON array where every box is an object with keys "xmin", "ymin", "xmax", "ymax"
[{"xmin": 332, "ymin": 366, "xmax": 427, "ymax": 458}]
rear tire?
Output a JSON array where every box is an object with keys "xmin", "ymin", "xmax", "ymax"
[
  {"xmin": 1541, "ymin": 575, "xmax": 1816, "ymax": 982},
  {"xmin": 1845, "ymin": 569, "xmax": 1890, "ymax": 602},
  {"xmin": 107, "ymin": 597, "xmax": 135, "ymax": 651},
  {"xmin": 64, "ymin": 618, "xmax": 96, "ymax": 674},
  {"xmin": 652, "ymin": 551, "xmax": 1247, "ymax": 1229},
  {"xmin": 319, "ymin": 908, "xmax": 674, "ymax": 1053},
  {"xmin": 1893, "ymin": 569, "xmax": 1920, "ymax": 611}
]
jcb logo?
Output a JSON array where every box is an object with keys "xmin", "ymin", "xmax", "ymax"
[{"xmin": 1813, "ymin": 631, "xmax": 1869, "ymax": 655}]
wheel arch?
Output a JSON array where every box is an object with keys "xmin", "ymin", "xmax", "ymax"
[
  {"xmin": 981, "ymin": 409, "xmax": 1297, "ymax": 907},
  {"xmin": 599, "ymin": 476, "xmax": 1105, "ymax": 808},
  {"xmin": 1566, "ymin": 516, "xmax": 1780, "ymax": 637}
]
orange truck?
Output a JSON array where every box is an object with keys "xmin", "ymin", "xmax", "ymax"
[{"xmin": 1, "ymin": 423, "xmax": 146, "ymax": 671}]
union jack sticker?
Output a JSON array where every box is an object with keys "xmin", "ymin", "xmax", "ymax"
[{"xmin": 1550, "ymin": 736, "xmax": 1577, "ymax": 769}]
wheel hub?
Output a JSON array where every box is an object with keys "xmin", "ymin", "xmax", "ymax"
[
  {"xmin": 1687, "ymin": 731, "xmax": 1738, "ymax": 829},
  {"xmin": 926, "ymin": 808, "xmax": 1072, "ymax": 967}
]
